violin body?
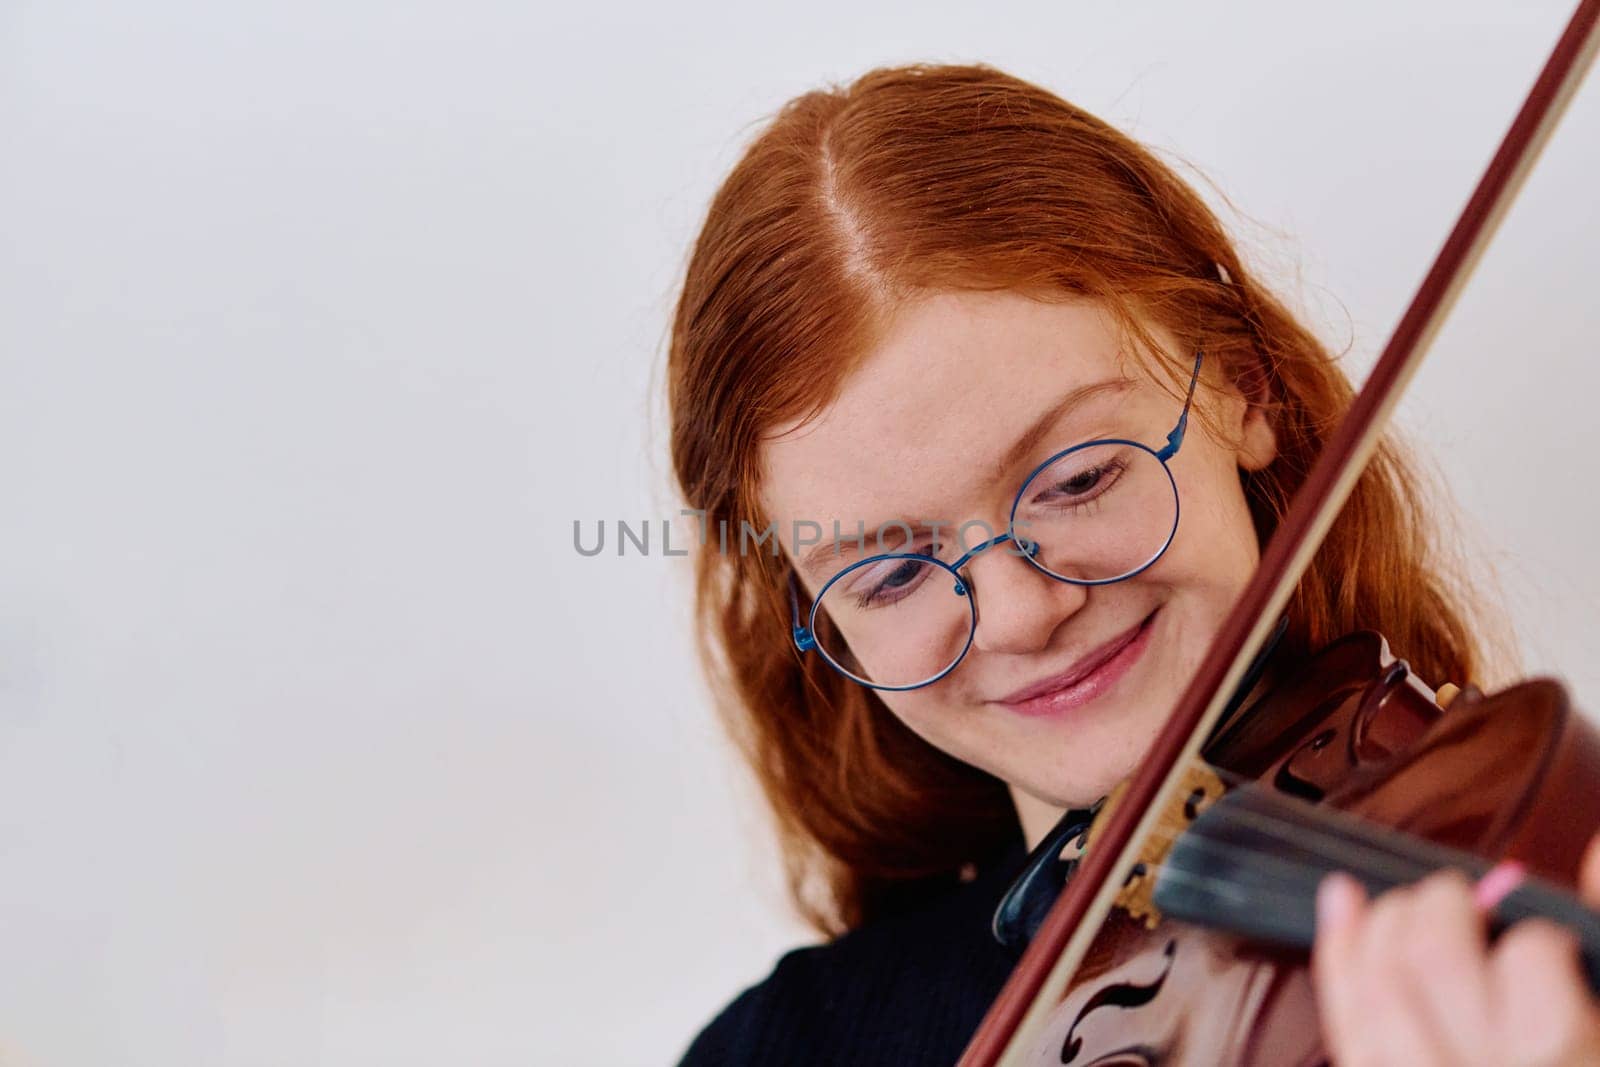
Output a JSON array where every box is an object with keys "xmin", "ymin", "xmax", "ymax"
[{"xmin": 1010, "ymin": 632, "xmax": 1600, "ymax": 1065}]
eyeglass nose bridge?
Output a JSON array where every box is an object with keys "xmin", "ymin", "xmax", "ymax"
[{"xmin": 944, "ymin": 529, "xmax": 1042, "ymax": 596}]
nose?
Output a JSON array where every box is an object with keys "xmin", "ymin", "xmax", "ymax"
[{"xmin": 964, "ymin": 543, "xmax": 1089, "ymax": 656}]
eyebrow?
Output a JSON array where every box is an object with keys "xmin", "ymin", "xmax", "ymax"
[
  {"xmin": 991, "ymin": 376, "xmax": 1134, "ymax": 483},
  {"xmin": 796, "ymin": 375, "xmax": 1134, "ymax": 580}
]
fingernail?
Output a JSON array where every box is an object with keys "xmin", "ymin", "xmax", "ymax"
[
  {"xmin": 1473, "ymin": 860, "xmax": 1526, "ymax": 913},
  {"xmin": 1317, "ymin": 871, "xmax": 1362, "ymax": 931}
]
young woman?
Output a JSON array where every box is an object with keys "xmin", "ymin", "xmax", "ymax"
[{"xmin": 667, "ymin": 63, "xmax": 1600, "ymax": 1065}]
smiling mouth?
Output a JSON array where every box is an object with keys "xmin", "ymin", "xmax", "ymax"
[{"xmin": 992, "ymin": 607, "xmax": 1159, "ymax": 715}]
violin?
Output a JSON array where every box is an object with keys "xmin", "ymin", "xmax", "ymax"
[
  {"xmin": 988, "ymin": 629, "xmax": 1600, "ymax": 1063},
  {"xmin": 960, "ymin": 3, "xmax": 1600, "ymax": 1063}
]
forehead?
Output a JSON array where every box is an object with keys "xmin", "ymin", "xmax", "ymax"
[{"xmin": 759, "ymin": 290, "xmax": 1177, "ymax": 559}]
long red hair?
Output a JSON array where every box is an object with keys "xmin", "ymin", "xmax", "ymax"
[{"xmin": 667, "ymin": 63, "xmax": 1488, "ymax": 936}]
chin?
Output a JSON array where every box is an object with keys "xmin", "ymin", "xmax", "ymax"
[
  {"xmin": 1010, "ymin": 689, "xmax": 1168, "ymax": 807},
  {"xmin": 1034, "ymin": 764, "xmax": 1131, "ymax": 810}
]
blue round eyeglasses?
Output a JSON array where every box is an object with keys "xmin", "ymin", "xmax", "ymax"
[{"xmin": 788, "ymin": 352, "xmax": 1203, "ymax": 691}]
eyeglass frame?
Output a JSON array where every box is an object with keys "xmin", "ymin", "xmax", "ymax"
[{"xmin": 787, "ymin": 350, "xmax": 1205, "ymax": 692}]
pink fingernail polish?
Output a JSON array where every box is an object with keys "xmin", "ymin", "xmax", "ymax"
[{"xmin": 1473, "ymin": 860, "xmax": 1526, "ymax": 912}]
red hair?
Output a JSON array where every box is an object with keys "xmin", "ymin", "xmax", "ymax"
[{"xmin": 667, "ymin": 63, "xmax": 1487, "ymax": 936}]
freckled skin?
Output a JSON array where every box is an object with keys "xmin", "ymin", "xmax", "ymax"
[{"xmin": 760, "ymin": 289, "xmax": 1276, "ymax": 831}]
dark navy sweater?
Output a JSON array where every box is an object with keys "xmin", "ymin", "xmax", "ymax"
[{"xmin": 676, "ymin": 836, "xmax": 1031, "ymax": 1066}]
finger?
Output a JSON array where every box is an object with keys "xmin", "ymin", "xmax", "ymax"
[
  {"xmin": 1313, "ymin": 871, "xmax": 1369, "ymax": 1065},
  {"xmin": 1580, "ymin": 833, "xmax": 1600, "ymax": 910},
  {"xmin": 1351, "ymin": 880, "xmax": 1459, "ymax": 1067},
  {"xmin": 1389, "ymin": 870, "xmax": 1492, "ymax": 1058},
  {"xmin": 1488, "ymin": 917, "xmax": 1600, "ymax": 1064}
]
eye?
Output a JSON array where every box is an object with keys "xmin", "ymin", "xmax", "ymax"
[
  {"xmin": 1059, "ymin": 465, "xmax": 1108, "ymax": 496},
  {"xmin": 879, "ymin": 558, "xmax": 925, "ymax": 592},
  {"xmin": 1035, "ymin": 455, "xmax": 1128, "ymax": 509},
  {"xmin": 847, "ymin": 545, "xmax": 942, "ymax": 609}
]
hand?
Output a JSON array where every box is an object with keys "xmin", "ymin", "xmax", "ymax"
[{"xmin": 1312, "ymin": 834, "xmax": 1600, "ymax": 1066}]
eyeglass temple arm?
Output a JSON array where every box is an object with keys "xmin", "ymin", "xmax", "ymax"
[
  {"xmin": 788, "ymin": 571, "xmax": 816, "ymax": 652},
  {"xmin": 1158, "ymin": 351, "xmax": 1205, "ymax": 462}
]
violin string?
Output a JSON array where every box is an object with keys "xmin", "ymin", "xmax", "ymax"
[
  {"xmin": 1149, "ymin": 859, "xmax": 1331, "ymax": 914},
  {"xmin": 1130, "ymin": 843, "xmax": 1357, "ymax": 921},
  {"xmin": 1175, "ymin": 802, "xmax": 1442, "ymax": 884},
  {"xmin": 1091, "ymin": 789, "xmax": 1478, "ymax": 902},
  {"xmin": 1145, "ymin": 833, "xmax": 1421, "ymax": 904}
]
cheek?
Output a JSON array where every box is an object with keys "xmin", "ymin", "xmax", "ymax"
[
  {"xmin": 875, "ymin": 688, "xmax": 994, "ymax": 762},
  {"xmin": 1170, "ymin": 452, "xmax": 1263, "ymax": 581},
  {"xmin": 1203, "ymin": 485, "xmax": 1264, "ymax": 589},
  {"xmin": 877, "ymin": 690, "xmax": 955, "ymax": 737},
  {"xmin": 1189, "ymin": 492, "xmax": 1259, "ymax": 568},
  {"xmin": 1119, "ymin": 466, "xmax": 1261, "ymax": 637}
]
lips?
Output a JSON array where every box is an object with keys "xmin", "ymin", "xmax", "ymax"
[{"xmin": 994, "ymin": 609, "xmax": 1157, "ymax": 706}]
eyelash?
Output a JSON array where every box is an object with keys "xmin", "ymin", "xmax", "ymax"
[
  {"xmin": 853, "ymin": 542, "xmax": 942, "ymax": 610},
  {"xmin": 1032, "ymin": 456, "xmax": 1128, "ymax": 512}
]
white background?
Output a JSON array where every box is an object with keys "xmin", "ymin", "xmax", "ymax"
[{"xmin": 3, "ymin": 2, "xmax": 1598, "ymax": 1064}]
